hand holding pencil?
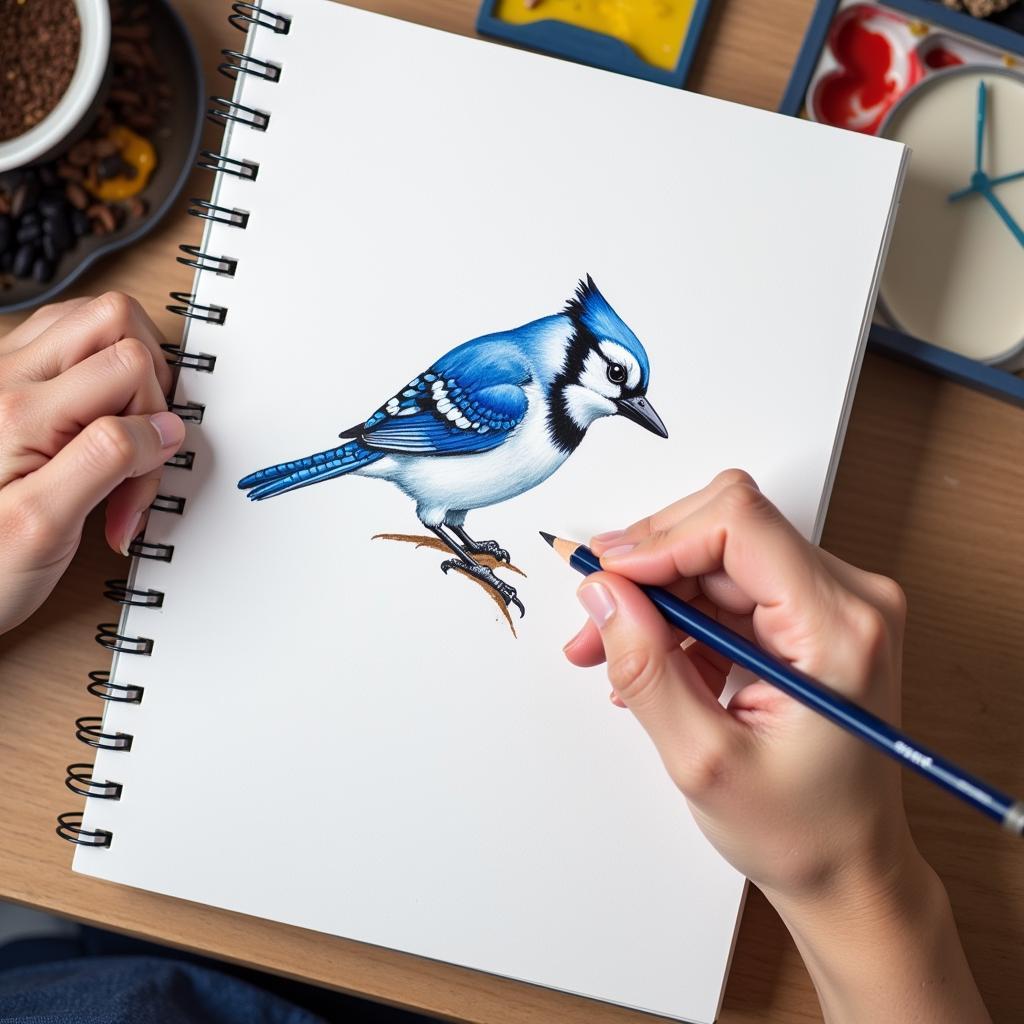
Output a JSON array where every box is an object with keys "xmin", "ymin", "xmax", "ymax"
[{"xmin": 557, "ymin": 470, "xmax": 994, "ymax": 1024}]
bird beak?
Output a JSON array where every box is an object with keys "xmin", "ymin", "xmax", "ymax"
[{"xmin": 615, "ymin": 395, "xmax": 668, "ymax": 438}]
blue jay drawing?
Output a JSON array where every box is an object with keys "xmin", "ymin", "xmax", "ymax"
[{"xmin": 238, "ymin": 276, "xmax": 667, "ymax": 617}]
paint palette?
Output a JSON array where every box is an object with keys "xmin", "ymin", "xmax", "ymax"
[
  {"xmin": 476, "ymin": 0, "xmax": 713, "ymax": 88},
  {"xmin": 804, "ymin": 1, "xmax": 1012, "ymax": 134},
  {"xmin": 782, "ymin": 0, "xmax": 1024, "ymax": 405}
]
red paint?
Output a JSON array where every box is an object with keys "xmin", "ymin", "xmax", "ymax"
[
  {"xmin": 923, "ymin": 46, "xmax": 963, "ymax": 69},
  {"xmin": 812, "ymin": 5, "xmax": 921, "ymax": 135}
]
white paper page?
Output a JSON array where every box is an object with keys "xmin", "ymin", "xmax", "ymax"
[{"xmin": 76, "ymin": 4, "xmax": 906, "ymax": 1022}]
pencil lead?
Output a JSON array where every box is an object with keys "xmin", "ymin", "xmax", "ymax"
[{"xmin": 539, "ymin": 531, "xmax": 556, "ymax": 548}]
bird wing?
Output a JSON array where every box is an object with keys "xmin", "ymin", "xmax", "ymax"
[{"xmin": 344, "ymin": 339, "xmax": 531, "ymax": 457}]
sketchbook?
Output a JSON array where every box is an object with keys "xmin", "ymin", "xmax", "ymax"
[{"xmin": 61, "ymin": 3, "xmax": 907, "ymax": 1021}]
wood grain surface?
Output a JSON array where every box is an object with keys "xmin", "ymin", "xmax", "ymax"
[{"xmin": 1, "ymin": 2, "xmax": 1021, "ymax": 1022}]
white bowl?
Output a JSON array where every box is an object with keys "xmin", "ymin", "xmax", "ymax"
[{"xmin": 0, "ymin": 0, "xmax": 111, "ymax": 174}]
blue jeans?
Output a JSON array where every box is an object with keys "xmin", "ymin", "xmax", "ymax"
[{"xmin": 0, "ymin": 926, "xmax": 430, "ymax": 1023}]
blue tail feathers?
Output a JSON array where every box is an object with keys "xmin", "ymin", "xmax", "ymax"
[{"xmin": 237, "ymin": 441, "xmax": 383, "ymax": 500}]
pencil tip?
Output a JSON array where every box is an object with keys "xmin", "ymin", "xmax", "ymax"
[{"xmin": 539, "ymin": 531, "xmax": 556, "ymax": 548}]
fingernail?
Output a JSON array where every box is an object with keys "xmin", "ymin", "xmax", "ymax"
[
  {"xmin": 120, "ymin": 510, "xmax": 144, "ymax": 557},
  {"xmin": 149, "ymin": 411, "xmax": 185, "ymax": 449},
  {"xmin": 601, "ymin": 544, "xmax": 636, "ymax": 560},
  {"xmin": 592, "ymin": 529, "xmax": 626, "ymax": 546},
  {"xmin": 578, "ymin": 582, "xmax": 616, "ymax": 628}
]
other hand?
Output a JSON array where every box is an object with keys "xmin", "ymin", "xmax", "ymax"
[{"xmin": 0, "ymin": 294, "xmax": 184, "ymax": 636}]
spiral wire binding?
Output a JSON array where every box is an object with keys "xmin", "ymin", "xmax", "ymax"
[
  {"xmin": 56, "ymin": 813, "xmax": 112, "ymax": 848},
  {"xmin": 161, "ymin": 343, "xmax": 218, "ymax": 373},
  {"xmin": 87, "ymin": 671, "xmax": 145, "ymax": 704},
  {"xmin": 75, "ymin": 717, "xmax": 133, "ymax": 752},
  {"xmin": 150, "ymin": 494, "xmax": 187, "ymax": 516},
  {"xmin": 197, "ymin": 150, "xmax": 259, "ymax": 180},
  {"xmin": 168, "ymin": 401, "xmax": 205, "ymax": 424},
  {"xmin": 103, "ymin": 579, "xmax": 166, "ymax": 607},
  {"xmin": 176, "ymin": 244, "xmax": 238, "ymax": 277},
  {"xmin": 166, "ymin": 450, "xmax": 196, "ymax": 470},
  {"xmin": 186, "ymin": 199, "xmax": 250, "ymax": 229},
  {"xmin": 228, "ymin": 2, "xmax": 291, "ymax": 34},
  {"xmin": 66, "ymin": 765, "xmax": 123, "ymax": 800},
  {"xmin": 218, "ymin": 49, "xmax": 282, "ymax": 82},
  {"xmin": 128, "ymin": 538, "xmax": 175, "ymax": 562},
  {"xmin": 96, "ymin": 623, "xmax": 155, "ymax": 656},
  {"xmin": 58, "ymin": 0, "xmax": 290, "ymax": 847},
  {"xmin": 56, "ymin": 2, "xmax": 291, "ymax": 849},
  {"xmin": 167, "ymin": 289, "xmax": 228, "ymax": 324},
  {"xmin": 207, "ymin": 98, "xmax": 271, "ymax": 132}
]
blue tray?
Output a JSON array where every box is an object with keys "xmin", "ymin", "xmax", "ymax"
[
  {"xmin": 476, "ymin": 0, "xmax": 713, "ymax": 89},
  {"xmin": 779, "ymin": 0, "xmax": 1024, "ymax": 408}
]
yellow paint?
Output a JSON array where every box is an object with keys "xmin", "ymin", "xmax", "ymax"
[
  {"xmin": 85, "ymin": 126, "xmax": 157, "ymax": 201},
  {"xmin": 496, "ymin": 0, "xmax": 697, "ymax": 71}
]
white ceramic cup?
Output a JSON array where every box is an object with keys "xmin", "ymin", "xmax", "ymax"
[{"xmin": 0, "ymin": 0, "xmax": 112, "ymax": 174}]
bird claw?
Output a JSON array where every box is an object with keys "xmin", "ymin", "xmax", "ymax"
[
  {"xmin": 441, "ymin": 559, "xmax": 526, "ymax": 617},
  {"xmin": 463, "ymin": 539, "xmax": 510, "ymax": 563}
]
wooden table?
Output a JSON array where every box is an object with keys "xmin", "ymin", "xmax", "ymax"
[{"xmin": 1, "ymin": 1, "xmax": 1021, "ymax": 1021}]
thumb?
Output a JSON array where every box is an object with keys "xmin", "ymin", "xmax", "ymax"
[
  {"xmin": 19, "ymin": 411, "xmax": 184, "ymax": 550},
  {"xmin": 578, "ymin": 572, "xmax": 740, "ymax": 797}
]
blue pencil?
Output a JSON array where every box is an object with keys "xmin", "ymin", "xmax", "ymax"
[{"xmin": 542, "ymin": 533, "xmax": 1024, "ymax": 836}]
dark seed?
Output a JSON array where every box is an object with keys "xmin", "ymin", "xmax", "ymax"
[
  {"xmin": 19, "ymin": 209, "xmax": 40, "ymax": 229},
  {"xmin": 0, "ymin": 249, "xmax": 12, "ymax": 273},
  {"xmin": 71, "ymin": 208, "xmax": 90, "ymax": 237},
  {"xmin": 68, "ymin": 140, "xmax": 95, "ymax": 167},
  {"xmin": 11, "ymin": 181, "xmax": 38, "ymax": 218},
  {"xmin": 16, "ymin": 221, "xmax": 41, "ymax": 245},
  {"xmin": 97, "ymin": 155, "xmax": 125, "ymax": 180},
  {"xmin": 39, "ymin": 165, "xmax": 60, "ymax": 187},
  {"xmin": 32, "ymin": 256, "xmax": 54, "ymax": 283},
  {"xmin": 0, "ymin": 214, "xmax": 11, "ymax": 253},
  {"xmin": 47, "ymin": 212, "xmax": 73, "ymax": 250},
  {"xmin": 111, "ymin": 41, "xmax": 144, "ymax": 67},
  {"xmin": 38, "ymin": 194, "xmax": 68, "ymax": 219},
  {"xmin": 124, "ymin": 111, "xmax": 155, "ymax": 133},
  {"xmin": 13, "ymin": 243, "xmax": 36, "ymax": 278},
  {"xmin": 42, "ymin": 234, "xmax": 60, "ymax": 262},
  {"xmin": 109, "ymin": 87, "xmax": 141, "ymax": 108},
  {"xmin": 65, "ymin": 182, "xmax": 89, "ymax": 209},
  {"xmin": 87, "ymin": 203, "xmax": 116, "ymax": 234}
]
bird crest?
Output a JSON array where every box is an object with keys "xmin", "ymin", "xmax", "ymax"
[{"xmin": 563, "ymin": 275, "xmax": 650, "ymax": 387}]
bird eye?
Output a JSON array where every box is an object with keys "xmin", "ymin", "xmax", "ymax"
[{"xmin": 607, "ymin": 363, "xmax": 627, "ymax": 385}]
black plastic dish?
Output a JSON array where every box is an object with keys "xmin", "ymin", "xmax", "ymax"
[{"xmin": 0, "ymin": 0, "xmax": 204, "ymax": 314}]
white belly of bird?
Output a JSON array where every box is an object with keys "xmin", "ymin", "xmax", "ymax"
[{"xmin": 356, "ymin": 387, "xmax": 570, "ymax": 526}]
